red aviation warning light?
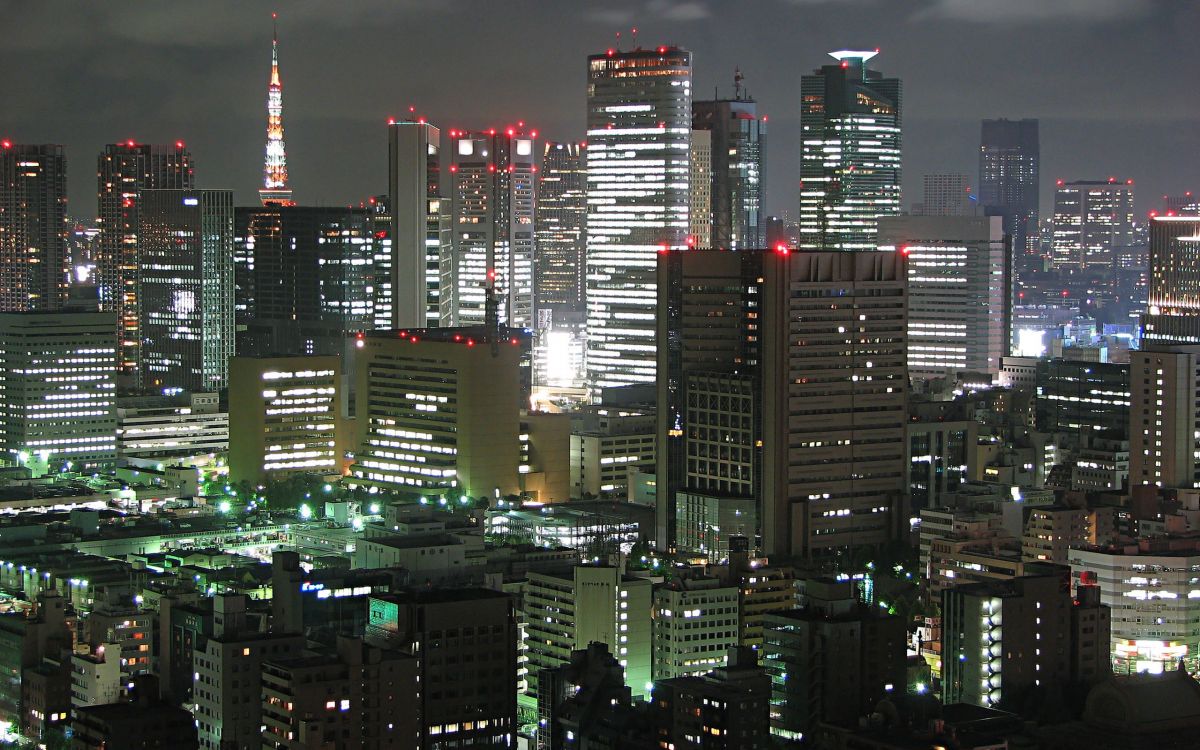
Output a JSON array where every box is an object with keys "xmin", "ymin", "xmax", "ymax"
[
  {"xmin": 774, "ymin": 243, "xmax": 790, "ymax": 255},
  {"xmin": 686, "ymin": 235, "xmax": 696, "ymax": 248},
  {"xmin": 0, "ymin": 141, "xmax": 10, "ymax": 149},
  {"xmin": 175, "ymin": 141, "xmax": 184, "ymax": 149},
  {"xmin": 899, "ymin": 246, "xmax": 911, "ymax": 256}
]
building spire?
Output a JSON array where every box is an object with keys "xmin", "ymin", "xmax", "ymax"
[{"xmin": 260, "ymin": 11, "xmax": 294, "ymax": 206}]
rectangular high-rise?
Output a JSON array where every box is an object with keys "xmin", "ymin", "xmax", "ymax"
[
  {"xmin": 0, "ymin": 143, "xmax": 68, "ymax": 311},
  {"xmin": 387, "ymin": 119, "xmax": 447, "ymax": 329},
  {"xmin": 0, "ymin": 310, "xmax": 117, "ymax": 470},
  {"xmin": 138, "ymin": 189, "xmax": 234, "ymax": 392},
  {"xmin": 915, "ymin": 173, "xmax": 973, "ymax": 217},
  {"xmin": 234, "ymin": 205, "xmax": 375, "ymax": 358},
  {"xmin": 351, "ymin": 326, "xmax": 529, "ymax": 499},
  {"xmin": 979, "ymin": 119, "xmax": 1039, "ymax": 262},
  {"xmin": 692, "ymin": 94, "xmax": 766, "ymax": 249},
  {"xmin": 446, "ymin": 128, "xmax": 537, "ymax": 328},
  {"xmin": 535, "ymin": 141, "xmax": 586, "ymax": 313},
  {"xmin": 659, "ymin": 248, "xmax": 907, "ymax": 559},
  {"xmin": 1051, "ymin": 178, "xmax": 1135, "ymax": 269},
  {"xmin": 586, "ymin": 45, "xmax": 692, "ymax": 389},
  {"xmin": 798, "ymin": 51, "xmax": 901, "ymax": 252},
  {"xmin": 877, "ymin": 215, "xmax": 1008, "ymax": 378},
  {"xmin": 96, "ymin": 142, "xmax": 193, "ymax": 378}
]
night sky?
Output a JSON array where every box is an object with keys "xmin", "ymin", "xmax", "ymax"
[{"xmin": 4, "ymin": 0, "xmax": 1197, "ymax": 220}]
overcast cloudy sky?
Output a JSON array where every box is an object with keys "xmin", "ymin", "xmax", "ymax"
[{"xmin": 4, "ymin": 0, "xmax": 1197, "ymax": 219}]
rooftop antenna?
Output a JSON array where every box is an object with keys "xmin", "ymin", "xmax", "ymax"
[
  {"xmin": 734, "ymin": 67, "xmax": 745, "ymax": 99},
  {"xmin": 631, "ymin": 26, "xmax": 638, "ymax": 47},
  {"xmin": 615, "ymin": 30, "xmax": 621, "ymax": 52}
]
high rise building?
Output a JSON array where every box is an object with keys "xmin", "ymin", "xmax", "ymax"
[
  {"xmin": 350, "ymin": 326, "xmax": 529, "ymax": 498},
  {"xmin": 0, "ymin": 309, "xmax": 117, "ymax": 470},
  {"xmin": 234, "ymin": 205, "xmax": 376, "ymax": 358},
  {"xmin": 388, "ymin": 119, "xmax": 447, "ymax": 328},
  {"xmin": 978, "ymin": 119, "xmax": 1039, "ymax": 263},
  {"xmin": 688, "ymin": 128, "xmax": 712, "ymax": 248},
  {"xmin": 942, "ymin": 566, "xmax": 1106, "ymax": 709},
  {"xmin": 96, "ymin": 141, "xmax": 193, "ymax": 378},
  {"xmin": 763, "ymin": 579, "xmax": 905, "ymax": 740},
  {"xmin": 1051, "ymin": 178, "xmax": 1136, "ymax": 269},
  {"xmin": 1132, "ymin": 216, "xmax": 1200, "ymax": 489},
  {"xmin": 445, "ymin": 128, "xmax": 536, "ymax": 328},
  {"xmin": 259, "ymin": 15, "xmax": 293, "ymax": 207},
  {"xmin": 914, "ymin": 173, "xmax": 973, "ymax": 216},
  {"xmin": 653, "ymin": 647, "xmax": 772, "ymax": 750},
  {"xmin": 138, "ymin": 189, "xmax": 234, "ymax": 392},
  {"xmin": 586, "ymin": 45, "xmax": 692, "ymax": 389},
  {"xmin": 692, "ymin": 83, "xmax": 766, "ymax": 249},
  {"xmin": 0, "ymin": 143, "xmax": 68, "ymax": 311},
  {"xmin": 1161, "ymin": 191, "xmax": 1199, "ymax": 216},
  {"xmin": 877, "ymin": 215, "xmax": 1008, "ymax": 378},
  {"xmin": 651, "ymin": 574, "xmax": 741, "ymax": 680},
  {"xmin": 798, "ymin": 50, "xmax": 901, "ymax": 252},
  {"xmin": 535, "ymin": 141, "xmax": 586, "ymax": 313},
  {"xmin": 659, "ymin": 248, "xmax": 907, "ymax": 559},
  {"xmin": 523, "ymin": 563, "xmax": 654, "ymax": 698},
  {"xmin": 228, "ymin": 355, "xmax": 343, "ymax": 486},
  {"xmin": 366, "ymin": 589, "xmax": 518, "ymax": 748}
]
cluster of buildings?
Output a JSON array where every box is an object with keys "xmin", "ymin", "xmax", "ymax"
[{"xmin": 1, "ymin": 13, "xmax": 1200, "ymax": 750}]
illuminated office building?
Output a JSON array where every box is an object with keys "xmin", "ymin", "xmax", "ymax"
[
  {"xmin": 139, "ymin": 189, "xmax": 234, "ymax": 392},
  {"xmin": 1051, "ymin": 178, "xmax": 1135, "ymax": 269},
  {"xmin": 445, "ymin": 128, "xmax": 536, "ymax": 328},
  {"xmin": 659, "ymin": 248, "xmax": 907, "ymax": 558},
  {"xmin": 798, "ymin": 50, "xmax": 901, "ymax": 252},
  {"xmin": 227, "ymin": 355, "xmax": 342, "ymax": 485},
  {"xmin": 877, "ymin": 215, "xmax": 1008, "ymax": 378},
  {"xmin": 0, "ymin": 142, "xmax": 68, "ymax": 311},
  {"xmin": 234, "ymin": 206, "xmax": 375, "ymax": 358},
  {"xmin": 388, "ymin": 119, "xmax": 447, "ymax": 328},
  {"xmin": 351, "ymin": 326, "xmax": 529, "ymax": 499},
  {"xmin": 979, "ymin": 119, "xmax": 1039, "ymax": 262},
  {"xmin": 689, "ymin": 128, "xmax": 712, "ymax": 248},
  {"xmin": 535, "ymin": 141, "xmax": 586, "ymax": 313},
  {"xmin": 586, "ymin": 45, "xmax": 692, "ymax": 389},
  {"xmin": 692, "ymin": 86, "xmax": 766, "ymax": 249},
  {"xmin": 96, "ymin": 141, "xmax": 193, "ymax": 378},
  {"xmin": 0, "ymin": 309, "xmax": 117, "ymax": 470}
]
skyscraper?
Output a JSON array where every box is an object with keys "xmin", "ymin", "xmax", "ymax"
[
  {"xmin": 878, "ymin": 215, "xmax": 1008, "ymax": 378},
  {"xmin": 659, "ymin": 248, "xmax": 907, "ymax": 558},
  {"xmin": 138, "ymin": 189, "xmax": 234, "ymax": 392},
  {"xmin": 234, "ymin": 205, "xmax": 376, "ymax": 358},
  {"xmin": 446, "ymin": 128, "xmax": 537, "ymax": 328},
  {"xmin": 914, "ymin": 173, "xmax": 973, "ymax": 217},
  {"xmin": 96, "ymin": 141, "xmax": 194, "ymax": 379},
  {"xmin": 0, "ymin": 143, "xmax": 68, "ymax": 311},
  {"xmin": 692, "ymin": 80, "xmax": 766, "ymax": 249},
  {"xmin": 586, "ymin": 45, "xmax": 692, "ymax": 389},
  {"xmin": 689, "ymin": 129, "xmax": 713, "ymax": 249},
  {"xmin": 1051, "ymin": 178, "xmax": 1135, "ymax": 269},
  {"xmin": 259, "ymin": 14, "xmax": 293, "ymax": 207},
  {"xmin": 387, "ymin": 118, "xmax": 447, "ymax": 328},
  {"xmin": 979, "ymin": 119, "xmax": 1039, "ymax": 263},
  {"xmin": 535, "ymin": 141, "xmax": 586, "ymax": 313},
  {"xmin": 798, "ymin": 50, "xmax": 901, "ymax": 252},
  {"xmin": 0, "ymin": 308, "xmax": 117, "ymax": 470}
]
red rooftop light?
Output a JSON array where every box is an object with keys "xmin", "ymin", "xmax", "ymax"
[
  {"xmin": 0, "ymin": 141, "xmax": 10, "ymax": 149},
  {"xmin": 175, "ymin": 141, "xmax": 184, "ymax": 149},
  {"xmin": 774, "ymin": 243, "xmax": 790, "ymax": 255}
]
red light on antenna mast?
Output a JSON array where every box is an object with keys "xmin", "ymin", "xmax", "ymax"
[
  {"xmin": 607, "ymin": 48, "xmax": 615, "ymax": 56},
  {"xmin": 530, "ymin": 130, "xmax": 538, "ymax": 138},
  {"xmin": 175, "ymin": 141, "xmax": 184, "ymax": 149},
  {"xmin": 0, "ymin": 141, "xmax": 10, "ymax": 149}
]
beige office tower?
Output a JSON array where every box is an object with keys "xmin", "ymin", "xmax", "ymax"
[
  {"xmin": 658, "ymin": 248, "xmax": 906, "ymax": 560},
  {"xmin": 227, "ymin": 355, "xmax": 343, "ymax": 485},
  {"xmin": 351, "ymin": 326, "xmax": 528, "ymax": 500},
  {"xmin": 761, "ymin": 250, "xmax": 908, "ymax": 557}
]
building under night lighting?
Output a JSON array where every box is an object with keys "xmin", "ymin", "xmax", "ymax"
[
  {"xmin": 692, "ymin": 83, "xmax": 766, "ymax": 249},
  {"xmin": 585, "ymin": 45, "xmax": 692, "ymax": 389},
  {"xmin": 138, "ymin": 189, "xmax": 234, "ymax": 392},
  {"xmin": 1051, "ymin": 178, "xmax": 1135, "ymax": 269},
  {"xmin": 387, "ymin": 118, "xmax": 447, "ymax": 329},
  {"xmin": 0, "ymin": 309, "xmax": 117, "ymax": 470},
  {"xmin": 0, "ymin": 143, "xmax": 69, "ymax": 312},
  {"xmin": 445, "ymin": 128, "xmax": 537, "ymax": 329},
  {"xmin": 535, "ymin": 141, "xmax": 586, "ymax": 314},
  {"xmin": 979, "ymin": 118, "xmax": 1039, "ymax": 264},
  {"xmin": 798, "ymin": 50, "xmax": 901, "ymax": 252}
]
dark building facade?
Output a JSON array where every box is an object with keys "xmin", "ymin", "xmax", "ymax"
[
  {"xmin": 536, "ymin": 141, "xmax": 586, "ymax": 314},
  {"xmin": 979, "ymin": 119, "xmax": 1039, "ymax": 272},
  {"xmin": 0, "ymin": 143, "xmax": 68, "ymax": 311},
  {"xmin": 234, "ymin": 205, "xmax": 376, "ymax": 359},
  {"xmin": 692, "ymin": 95, "xmax": 765, "ymax": 250}
]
